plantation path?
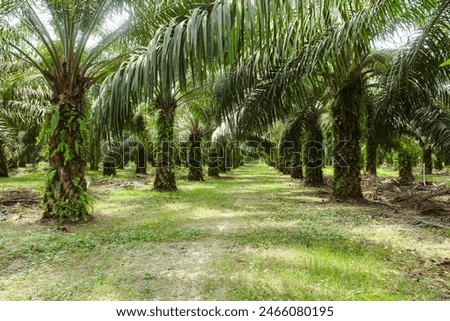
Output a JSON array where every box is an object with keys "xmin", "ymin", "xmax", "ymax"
[{"xmin": 0, "ymin": 164, "xmax": 449, "ymax": 300}]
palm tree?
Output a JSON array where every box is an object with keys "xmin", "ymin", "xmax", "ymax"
[
  {"xmin": 179, "ymin": 96, "xmax": 215, "ymax": 181},
  {"xmin": 376, "ymin": 0, "xmax": 450, "ymax": 177},
  {"xmin": 302, "ymin": 104, "xmax": 328, "ymax": 186},
  {"xmin": 1, "ymin": 0, "xmax": 134, "ymax": 222},
  {"xmin": 0, "ymin": 58, "xmax": 48, "ymax": 176}
]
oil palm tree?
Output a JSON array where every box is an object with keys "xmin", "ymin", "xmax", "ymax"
[
  {"xmin": 376, "ymin": 0, "xmax": 450, "ymax": 175},
  {"xmin": 1, "ymin": 0, "xmax": 136, "ymax": 222},
  {"xmin": 0, "ymin": 59, "xmax": 48, "ymax": 176},
  {"xmin": 178, "ymin": 95, "xmax": 216, "ymax": 181}
]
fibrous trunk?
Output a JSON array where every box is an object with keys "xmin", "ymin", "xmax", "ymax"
[
  {"xmin": 0, "ymin": 139, "xmax": 8, "ymax": 177},
  {"xmin": 332, "ymin": 76, "xmax": 363, "ymax": 199},
  {"xmin": 219, "ymin": 146, "xmax": 227, "ymax": 173},
  {"xmin": 187, "ymin": 128, "xmax": 204, "ymax": 181},
  {"xmin": 43, "ymin": 103, "xmax": 90, "ymax": 222},
  {"xmin": 103, "ymin": 159, "xmax": 116, "ymax": 176},
  {"xmin": 232, "ymin": 146, "xmax": 243, "ymax": 169},
  {"xmin": 89, "ymin": 135, "xmax": 100, "ymax": 171},
  {"xmin": 291, "ymin": 150, "xmax": 303, "ymax": 179},
  {"xmin": 208, "ymin": 149, "xmax": 220, "ymax": 177},
  {"xmin": 365, "ymin": 128, "xmax": 377, "ymax": 177},
  {"xmin": 153, "ymin": 96, "xmax": 177, "ymax": 191},
  {"xmin": 435, "ymin": 150, "xmax": 444, "ymax": 170},
  {"xmin": 304, "ymin": 127, "xmax": 324, "ymax": 187},
  {"xmin": 135, "ymin": 144, "xmax": 147, "ymax": 174},
  {"xmin": 398, "ymin": 149, "xmax": 414, "ymax": 184},
  {"xmin": 422, "ymin": 147, "xmax": 432, "ymax": 175},
  {"xmin": 90, "ymin": 162, "xmax": 99, "ymax": 171},
  {"xmin": 278, "ymin": 143, "xmax": 292, "ymax": 175}
]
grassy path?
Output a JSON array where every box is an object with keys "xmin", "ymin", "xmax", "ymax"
[{"xmin": 0, "ymin": 164, "xmax": 449, "ymax": 300}]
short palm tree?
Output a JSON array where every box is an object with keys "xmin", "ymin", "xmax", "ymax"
[
  {"xmin": 1, "ymin": 0, "xmax": 134, "ymax": 222},
  {"xmin": 178, "ymin": 93, "xmax": 216, "ymax": 181}
]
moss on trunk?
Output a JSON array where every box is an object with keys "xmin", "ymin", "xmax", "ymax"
[
  {"xmin": 304, "ymin": 120, "xmax": 324, "ymax": 186},
  {"xmin": 304, "ymin": 143, "xmax": 324, "ymax": 187},
  {"xmin": 398, "ymin": 149, "xmax": 414, "ymax": 184},
  {"xmin": 187, "ymin": 128, "xmax": 204, "ymax": 181},
  {"xmin": 332, "ymin": 73, "xmax": 363, "ymax": 199},
  {"xmin": 42, "ymin": 103, "xmax": 91, "ymax": 223},
  {"xmin": 153, "ymin": 96, "xmax": 177, "ymax": 191}
]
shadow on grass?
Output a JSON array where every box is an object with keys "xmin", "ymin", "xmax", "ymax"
[{"xmin": 209, "ymin": 225, "xmax": 439, "ymax": 300}]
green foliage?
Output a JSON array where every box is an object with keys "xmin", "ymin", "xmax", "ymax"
[
  {"xmin": 393, "ymin": 137, "xmax": 421, "ymax": 171},
  {"xmin": 43, "ymin": 191, "xmax": 92, "ymax": 224},
  {"xmin": 39, "ymin": 104, "xmax": 92, "ymax": 223}
]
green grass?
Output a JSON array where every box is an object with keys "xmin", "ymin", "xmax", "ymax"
[
  {"xmin": 0, "ymin": 163, "xmax": 449, "ymax": 300},
  {"xmin": 324, "ymin": 164, "xmax": 450, "ymax": 184}
]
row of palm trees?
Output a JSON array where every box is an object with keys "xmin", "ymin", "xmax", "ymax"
[{"xmin": 0, "ymin": 0, "xmax": 449, "ymax": 223}]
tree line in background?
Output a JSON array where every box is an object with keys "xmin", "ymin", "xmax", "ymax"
[{"xmin": 0, "ymin": 0, "xmax": 449, "ymax": 223}]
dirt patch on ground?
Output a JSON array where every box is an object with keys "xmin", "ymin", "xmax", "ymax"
[
  {"xmin": 119, "ymin": 240, "xmax": 230, "ymax": 300},
  {"xmin": 0, "ymin": 189, "xmax": 41, "ymax": 224}
]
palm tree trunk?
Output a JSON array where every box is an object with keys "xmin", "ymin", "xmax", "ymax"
[
  {"xmin": 304, "ymin": 128, "xmax": 324, "ymax": 186},
  {"xmin": 9, "ymin": 159, "xmax": 18, "ymax": 169},
  {"xmin": 18, "ymin": 159, "xmax": 26, "ymax": 168},
  {"xmin": 208, "ymin": 149, "xmax": 220, "ymax": 177},
  {"xmin": 278, "ymin": 144, "xmax": 292, "ymax": 175},
  {"xmin": 89, "ymin": 136, "xmax": 100, "ymax": 171},
  {"xmin": 135, "ymin": 144, "xmax": 147, "ymax": 174},
  {"xmin": 90, "ymin": 162, "xmax": 99, "ymax": 171},
  {"xmin": 219, "ymin": 145, "xmax": 227, "ymax": 174},
  {"xmin": 277, "ymin": 156, "xmax": 286, "ymax": 174},
  {"xmin": 332, "ymin": 80, "xmax": 363, "ymax": 199},
  {"xmin": 43, "ymin": 102, "xmax": 90, "ymax": 222},
  {"xmin": 291, "ymin": 150, "xmax": 303, "ymax": 179},
  {"xmin": 365, "ymin": 129, "xmax": 377, "ymax": 176},
  {"xmin": 117, "ymin": 144, "xmax": 125, "ymax": 170},
  {"xmin": 103, "ymin": 159, "xmax": 116, "ymax": 176},
  {"xmin": 434, "ymin": 150, "xmax": 444, "ymax": 170},
  {"xmin": 187, "ymin": 128, "xmax": 204, "ymax": 181},
  {"xmin": 0, "ymin": 139, "xmax": 8, "ymax": 177},
  {"xmin": 445, "ymin": 154, "xmax": 450, "ymax": 167},
  {"xmin": 398, "ymin": 149, "xmax": 414, "ymax": 184},
  {"xmin": 232, "ymin": 147, "xmax": 242, "ymax": 169},
  {"xmin": 422, "ymin": 147, "xmax": 432, "ymax": 175},
  {"xmin": 153, "ymin": 96, "xmax": 177, "ymax": 191},
  {"xmin": 226, "ymin": 144, "xmax": 240, "ymax": 170}
]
